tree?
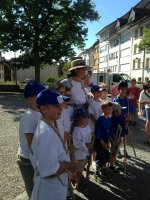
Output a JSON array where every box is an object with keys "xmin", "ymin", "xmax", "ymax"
[
  {"xmin": 0, "ymin": 0, "xmax": 100, "ymax": 81},
  {"xmin": 139, "ymin": 28, "xmax": 150, "ymax": 52}
]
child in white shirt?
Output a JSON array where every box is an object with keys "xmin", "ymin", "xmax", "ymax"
[{"xmin": 73, "ymin": 108, "xmax": 93, "ymax": 192}]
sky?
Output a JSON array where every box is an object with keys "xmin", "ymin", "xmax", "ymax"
[
  {"xmin": 3, "ymin": 0, "xmax": 140, "ymax": 59},
  {"xmin": 83, "ymin": 0, "xmax": 141, "ymax": 49}
]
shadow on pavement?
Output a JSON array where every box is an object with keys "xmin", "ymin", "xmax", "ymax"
[{"xmin": 0, "ymin": 93, "xmax": 27, "ymax": 122}]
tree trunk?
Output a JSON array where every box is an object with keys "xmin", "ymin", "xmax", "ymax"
[{"xmin": 34, "ymin": 53, "xmax": 41, "ymax": 82}]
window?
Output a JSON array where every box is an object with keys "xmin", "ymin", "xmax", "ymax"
[
  {"xmin": 99, "ymin": 75, "xmax": 104, "ymax": 82},
  {"xmin": 114, "ymin": 39, "xmax": 119, "ymax": 47},
  {"xmin": 133, "ymin": 60, "xmax": 136, "ymax": 69},
  {"xmin": 137, "ymin": 58, "xmax": 141, "ymax": 69},
  {"xmin": 135, "ymin": 29, "xmax": 139, "ymax": 39},
  {"xmin": 145, "ymin": 77, "xmax": 149, "ymax": 82},
  {"xmin": 139, "ymin": 27, "xmax": 143, "ymax": 36},
  {"xmin": 100, "ymin": 46, "xmax": 105, "ymax": 53},
  {"xmin": 146, "ymin": 58, "xmax": 150, "ymax": 68},
  {"xmin": 94, "ymin": 59, "xmax": 99, "ymax": 66},
  {"xmin": 113, "ymin": 74, "xmax": 122, "ymax": 82},
  {"xmin": 134, "ymin": 44, "xmax": 139, "ymax": 54},
  {"xmin": 95, "ymin": 47, "xmax": 99, "ymax": 53},
  {"xmin": 121, "ymin": 32, "xmax": 131, "ymax": 43}
]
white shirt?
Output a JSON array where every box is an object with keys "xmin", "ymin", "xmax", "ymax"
[
  {"xmin": 71, "ymin": 80, "xmax": 87, "ymax": 104},
  {"xmin": 30, "ymin": 120, "xmax": 70, "ymax": 200},
  {"xmin": 139, "ymin": 90, "xmax": 150, "ymax": 109},
  {"xmin": 56, "ymin": 107, "xmax": 72, "ymax": 139},
  {"xmin": 18, "ymin": 108, "xmax": 41, "ymax": 159},
  {"xmin": 88, "ymin": 99, "xmax": 102, "ymax": 120},
  {"xmin": 73, "ymin": 125, "xmax": 91, "ymax": 160}
]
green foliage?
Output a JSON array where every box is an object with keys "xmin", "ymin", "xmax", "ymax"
[
  {"xmin": 45, "ymin": 77, "xmax": 58, "ymax": 84},
  {"xmin": 139, "ymin": 28, "xmax": 150, "ymax": 51},
  {"xmin": 62, "ymin": 61, "xmax": 71, "ymax": 77},
  {"xmin": 0, "ymin": 0, "xmax": 100, "ymax": 81}
]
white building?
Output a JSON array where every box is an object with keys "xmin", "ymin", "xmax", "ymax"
[{"xmin": 96, "ymin": 0, "xmax": 150, "ymax": 82}]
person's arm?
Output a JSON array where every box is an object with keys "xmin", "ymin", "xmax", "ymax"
[
  {"xmin": 47, "ymin": 161, "xmax": 79, "ymax": 177},
  {"xmin": 26, "ymin": 133, "xmax": 34, "ymax": 148}
]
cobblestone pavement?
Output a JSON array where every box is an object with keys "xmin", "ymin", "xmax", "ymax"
[{"xmin": 0, "ymin": 93, "xmax": 150, "ymax": 200}]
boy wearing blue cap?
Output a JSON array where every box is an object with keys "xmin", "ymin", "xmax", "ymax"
[
  {"xmin": 30, "ymin": 89, "xmax": 79, "ymax": 200},
  {"xmin": 17, "ymin": 81, "xmax": 45, "ymax": 198},
  {"xmin": 94, "ymin": 101, "xmax": 113, "ymax": 180},
  {"xmin": 113, "ymin": 81, "xmax": 133, "ymax": 158},
  {"xmin": 72, "ymin": 108, "xmax": 93, "ymax": 192}
]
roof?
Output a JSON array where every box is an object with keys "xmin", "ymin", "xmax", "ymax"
[{"xmin": 96, "ymin": 0, "xmax": 150, "ymax": 39}]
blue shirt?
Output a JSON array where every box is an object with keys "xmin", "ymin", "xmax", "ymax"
[
  {"xmin": 113, "ymin": 96, "xmax": 134, "ymax": 117},
  {"xmin": 111, "ymin": 115, "xmax": 127, "ymax": 137},
  {"xmin": 95, "ymin": 115, "xmax": 112, "ymax": 142}
]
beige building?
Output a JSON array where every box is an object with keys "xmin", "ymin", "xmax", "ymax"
[
  {"xmin": 17, "ymin": 64, "xmax": 58, "ymax": 82},
  {"xmin": 93, "ymin": 40, "xmax": 99, "ymax": 72}
]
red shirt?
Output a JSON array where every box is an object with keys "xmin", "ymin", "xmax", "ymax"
[{"xmin": 128, "ymin": 86, "xmax": 140, "ymax": 105}]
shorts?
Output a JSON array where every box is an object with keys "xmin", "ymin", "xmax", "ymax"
[
  {"xmin": 94, "ymin": 139, "xmax": 110, "ymax": 168},
  {"xmin": 145, "ymin": 108, "xmax": 150, "ymax": 120},
  {"xmin": 77, "ymin": 159, "xmax": 87, "ymax": 172}
]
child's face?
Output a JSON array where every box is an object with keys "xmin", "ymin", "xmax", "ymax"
[
  {"xmin": 78, "ymin": 116, "xmax": 89, "ymax": 126},
  {"xmin": 75, "ymin": 68, "xmax": 86, "ymax": 79},
  {"xmin": 27, "ymin": 96, "xmax": 38, "ymax": 109},
  {"xmin": 114, "ymin": 109, "xmax": 122, "ymax": 116},
  {"xmin": 102, "ymin": 106, "xmax": 113, "ymax": 116},
  {"xmin": 100, "ymin": 90, "xmax": 107, "ymax": 99},
  {"xmin": 58, "ymin": 87, "xmax": 65, "ymax": 95},
  {"xmin": 119, "ymin": 87, "xmax": 127, "ymax": 96},
  {"xmin": 131, "ymin": 81, "xmax": 136, "ymax": 87},
  {"xmin": 93, "ymin": 91, "xmax": 101, "ymax": 99},
  {"xmin": 40, "ymin": 104, "xmax": 62, "ymax": 120}
]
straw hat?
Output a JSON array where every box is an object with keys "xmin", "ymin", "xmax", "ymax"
[{"xmin": 69, "ymin": 59, "xmax": 89, "ymax": 71}]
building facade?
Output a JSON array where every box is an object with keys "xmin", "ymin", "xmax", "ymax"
[{"xmin": 96, "ymin": 0, "xmax": 150, "ymax": 82}]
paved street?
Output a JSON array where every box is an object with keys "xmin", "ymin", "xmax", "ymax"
[{"xmin": 0, "ymin": 93, "xmax": 150, "ymax": 200}]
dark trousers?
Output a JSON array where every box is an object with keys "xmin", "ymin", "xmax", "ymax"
[
  {"xmin": 17, "ymin": 156, "xmax": 34, "ymax": 198},
  {"xmin": 94, "ymin": 139, "xmax": 110, "ymax": 168}
]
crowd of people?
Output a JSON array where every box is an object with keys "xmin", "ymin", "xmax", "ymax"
[{"xmin": 17, "ymin": 59, "xmax": 150, "ymax": 200}]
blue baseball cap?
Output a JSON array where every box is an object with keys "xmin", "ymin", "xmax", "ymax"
[
  {"xmin": 24, "ymin": 81, "xmax": 45, "ymax": 99},
  {"xmin": 74, "ymin": 108, "xmax": 90, "ymax": 118},
  {"xmin": 91, "ymin": 85, "xmax": 102, "ymax": 93},
  {"xmin": 36, "ymin": 88, "xmax": 70, "ymax": 107}
]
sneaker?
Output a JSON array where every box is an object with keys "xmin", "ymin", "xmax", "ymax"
[
  {"xmin": 117, "ymin": 152, "xmax": 124, "ymax": 159},
  {"xmin": 109, "ymin": 166, "xmax": 120, "ymax": 174}
]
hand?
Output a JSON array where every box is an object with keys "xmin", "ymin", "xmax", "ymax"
[
  {"xmin": 138, "ymin": 111, "xmax": 144, "ymax": 117},
  {"xmin": 68, "ymin": 161, "xmax": 79, "ymax": 173},
  {"xmin": 86, "ymin": 143, "xmax": 93, "ymax": 150},
  {"xmin": 64, "ymin": 132, "xmax": 72, "ymax": 143}
]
